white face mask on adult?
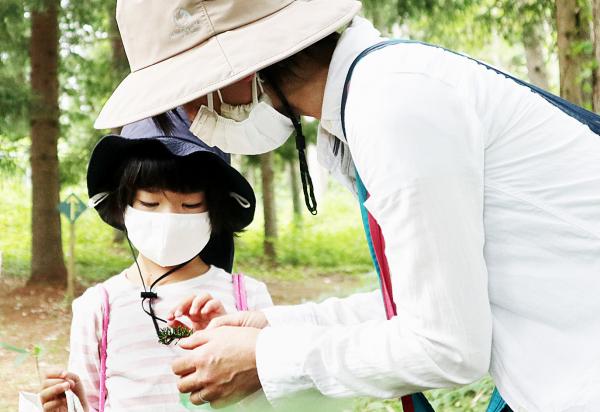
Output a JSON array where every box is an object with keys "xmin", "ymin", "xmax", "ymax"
[
  {"xmin": 189, "ymin": 75, "xmax": 294, "ymax": 155},
  {"xmin": 124, "ymin": 206, "xmax": 212, "ymax": 267}
]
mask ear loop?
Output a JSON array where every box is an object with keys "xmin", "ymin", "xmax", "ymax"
[
  {"xmin": 215, "ymin": 89, "xmax": 224, "ymax": 106},
  {"xmin": 260, "ymin": 72, "xmax": 318, "ymax": 215},
  {"xmin": 251, "ymin": 74, "xmax": 259, "ymax": 104},
  {"xmin": 256, "ymin": 74, "xmax": 265, "ymax": 95},
  {"xmin": 207, "ymin": 92, "xmax": 214, "ymax": 112}
]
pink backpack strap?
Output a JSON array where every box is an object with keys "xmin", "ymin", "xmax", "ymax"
[
  {"xmin": 232, "ymin": 273, "xmax": 248, "ymax": 311},
  {"xmin": 96, "ymin": 285, "xmax": 109, "ymax": 412}
]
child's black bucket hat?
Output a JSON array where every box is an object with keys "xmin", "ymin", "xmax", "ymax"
[{"xmin": 86, "ymin": 108, "xmax": 255, "ymax": 272}]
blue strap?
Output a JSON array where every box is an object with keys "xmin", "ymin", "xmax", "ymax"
[{"xmin": 486, "ymin": 388, "xmax": 508, "ymax": 412}]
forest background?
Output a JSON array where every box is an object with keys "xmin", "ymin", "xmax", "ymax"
[{"xmin": 1, "ymin": 0, "xmax": 598, "ymax": 410}]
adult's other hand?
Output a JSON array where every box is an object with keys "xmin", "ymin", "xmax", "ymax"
[
  {"xmin": 206, "ymin": 310, "xmax": 269, "ymax": 330},
  {"xmin": 172, "ymin": 326, "xmax": 262, "ymax": 408}
]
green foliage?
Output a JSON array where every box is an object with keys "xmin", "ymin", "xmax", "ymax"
[
  {"xmin": 158, "ymin": 325, "xmax": 193, "ymax": 345},
  {"xmin": 352, "ymin": 376, "xmax": 493, "ymax": 412},
  {"xmin": 0, "ymin": 0, "xmax": 30, "ymax": 138},
  {"xmin": 427, "ymin": 376, "xmax": 494, "ymax": 411}
]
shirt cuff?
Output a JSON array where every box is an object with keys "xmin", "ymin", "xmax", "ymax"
[
  {"xmin": 256, "ymin": 325, "xmax": 316, "ymax": 403},
  {"xmin": 262, "ymin": 303, "xmax": 317, "ymax": 327}
]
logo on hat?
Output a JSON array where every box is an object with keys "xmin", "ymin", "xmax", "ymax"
[{"xmin": 171, "ymin": 7, "xmax": 200, "ymax": 38}]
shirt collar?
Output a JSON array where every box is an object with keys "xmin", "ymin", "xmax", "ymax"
[
  {"xmin": 319, "ymin": 16, "xmax": 385, "ymax": 138},
  {"xmin": 315, "ymin": 17, "xmax": 384, "ymax": 193}
]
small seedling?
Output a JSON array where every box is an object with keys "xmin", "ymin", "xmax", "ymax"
[
  {"xmin": 0, "ymin": 342, "xmax": 43, "ymax": 384},
  {"xmin": 157, "ymin": 325, "xmax": 193, "ymax": 345}
]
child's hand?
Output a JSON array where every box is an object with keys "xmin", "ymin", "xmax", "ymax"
[
  {"xmin": 167, "ymin": 292, "xmax": 226, "ymax": 331},
  {"xmin": 40, "ymin": 370, "xmax": 88, "ymax": 412}
]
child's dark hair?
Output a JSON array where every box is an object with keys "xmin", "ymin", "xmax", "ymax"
[{"xmin": 97, "ymin": 142, "xmax": 243, "ymax": 235}]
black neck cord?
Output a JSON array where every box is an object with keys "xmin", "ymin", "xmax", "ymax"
[
  {"xmin": 262, "ymin": 74, "xmax": 318, "ymax": 215},
  {"xmin": 126, "ymin": 235, "xmax": 194, "ymax": 342}
]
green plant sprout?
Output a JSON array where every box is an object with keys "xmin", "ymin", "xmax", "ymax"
[
  {"xmin": 158, "ymin": 325, "xmax": 193, "ymax": 345},
  {"xmin": 0, "ymin": 342, "xmax": 43, "ymax": 385}
]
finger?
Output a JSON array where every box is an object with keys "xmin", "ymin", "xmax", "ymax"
[
  {"xmin": 44, "ymin": 370, "xmax": 67, "ymax": 380},
  {"xmin": 206, "ymin": 313, "xmax": 242, "ymax": 330},
  {"xmin": 171, "ymin": 354, "xmax": 197, "ymax": 377},
  {"xmin": 177, "ymin": 371, "xmax": 205, "ymax": 394},
  {"xmin": 168, "ymin": 294, "xmax": 196, "ymax": 319},
  {"xmin": 62, "ymin": 371, "xmax": 81, "ymax": 384},
  {"xmin": 42, "ymin": 378, "xmax": 66, "ymax": 390},
  {"xmin": 167, "ymin": 319, "xmax": 188, "ymax": 329},
  {"xmin": 43, "ymin": 398, "xmax": 67, "ymax": 412},
  {"xmin": 200, "ymin": 299, "xmax": 223, "ymax": 316},
  {"xmin": 177, "ymin": 330, "xmax": 210, "ymax": 349},
  {"xmin": 190, "ymin": 293, "xmax": 213, "ymax": 317},
  {"xmin": 190, "ymin": 389, "xmax": 212, "ymax": 405},
  {"xmin": 40, "ymin": 382, "xmax": 70, "ymax": 403}
]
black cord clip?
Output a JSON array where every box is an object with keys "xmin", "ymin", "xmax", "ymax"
[{"xmin": 140, "ymin": 291, "xmax": 158, "ymax": 299}]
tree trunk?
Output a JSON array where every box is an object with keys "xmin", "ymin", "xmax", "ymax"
[
  {"xmin": 260, "ymin": 152, "xmax": 277, "ymax": 260},
  {"xmin": 522, "ymin": 25, "xmax": 550, "ymax": 90},
  {"xmin": 556, "ymin": 0, "xmax": 588, "ymax": 106},
  {"xmin": 289, "ymin": 158, "xmax": 302, "ymax": 223},
  {"xmin": 28, "ymin": 0, "xmax": 67, "ymax": 286},
  {"xmin": 108, "ymin": 3, "xmax": 129, "ymax": 81},
  {"xmin": 593, "ymin": 0, "xmax": 600, "ymax": 112}
]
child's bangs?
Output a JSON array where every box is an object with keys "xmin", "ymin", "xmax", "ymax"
[{"xmin": 118, "ymin": 144, "xmax": 209, "ymax": 198}]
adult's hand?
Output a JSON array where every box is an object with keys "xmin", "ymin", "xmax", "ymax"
[
  {"xmin": 172, "ymin": 326, "xmax": 262, "ymax": 408},
  {"xmin": 205, "ymin": 310, "xmax": 269, "ymax": 330}
]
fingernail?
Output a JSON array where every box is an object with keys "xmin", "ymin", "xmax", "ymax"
[{"xmin": 175, "ymin": 310, "xmax": 182, "ymax": 317}]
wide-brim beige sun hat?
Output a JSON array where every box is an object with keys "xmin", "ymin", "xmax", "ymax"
[{"xmin": 94, "ymin": 0, "xmax": 362, "ymax": 130}]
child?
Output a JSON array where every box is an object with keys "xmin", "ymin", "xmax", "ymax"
[{"xmin": 39, "ymin": 111, "xmax": 273, "ymax": 411}]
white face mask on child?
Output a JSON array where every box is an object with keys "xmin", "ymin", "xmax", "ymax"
[{"xmin": 124, "ymin": 206, "xmax": 212, "ymax": 267}]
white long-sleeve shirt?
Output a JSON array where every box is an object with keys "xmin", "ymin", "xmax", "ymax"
[
  {"xmin": 68, "ymin": 266, "xmax": 273, "ymax": 411},
  {"xmin": 256, "ymin": 17, "xmax": 600, "ymax": 412}
]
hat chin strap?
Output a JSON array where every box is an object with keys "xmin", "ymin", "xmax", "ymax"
[
  {"xmin": 260, "ymin": 73, "xmax": 318, "ymax": 215},
  {"xmin": 89, "ymin": 191, "xmax": 110, "ymax": 207},
  {"xmin": 230, "ymin": 192, "xmax": 251, "ymax": 208}
]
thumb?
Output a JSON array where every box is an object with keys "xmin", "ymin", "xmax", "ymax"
[{"xmin": 177, "ymin": 330, "xmax": 211, "ymax": 349}]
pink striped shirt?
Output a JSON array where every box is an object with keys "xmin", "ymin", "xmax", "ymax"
[{"xmin": 68, "ymin": 266, "xmax": 273, "ymax": 411}]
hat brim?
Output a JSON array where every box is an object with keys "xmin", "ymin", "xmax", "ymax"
[
  {"xmin": 87, "ymin": 134, "xmax": 256, "ymax": 230},
  {"xmin": 94, "ymin": 0, "xmax": 361, "ymax": 129}
]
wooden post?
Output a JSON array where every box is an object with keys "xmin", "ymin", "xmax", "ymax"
[{"xmin": 65, "ymin": 221, "xmax": 76, "ymax": 303}]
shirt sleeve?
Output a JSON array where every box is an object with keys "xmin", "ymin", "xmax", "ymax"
[
  {"xmin": 67, "ymin": 288, "xmax": 103, "ymax": 412},
  {"xmin": 255, "ymin": 69, "xmax": 493, "ymax": 403},
  {"xmin": 262, "ymin": 290, "xmax": 385, "ymax": 327}
]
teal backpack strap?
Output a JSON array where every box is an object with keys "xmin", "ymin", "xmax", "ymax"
[{"xmin": 486, "ymin": 388, "xmax": 509, "ymax": 412}]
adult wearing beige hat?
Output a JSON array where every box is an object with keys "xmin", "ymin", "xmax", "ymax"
[{"xmin": 95, "ymin": 1, "xmax": 600, "ymax": 411}]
